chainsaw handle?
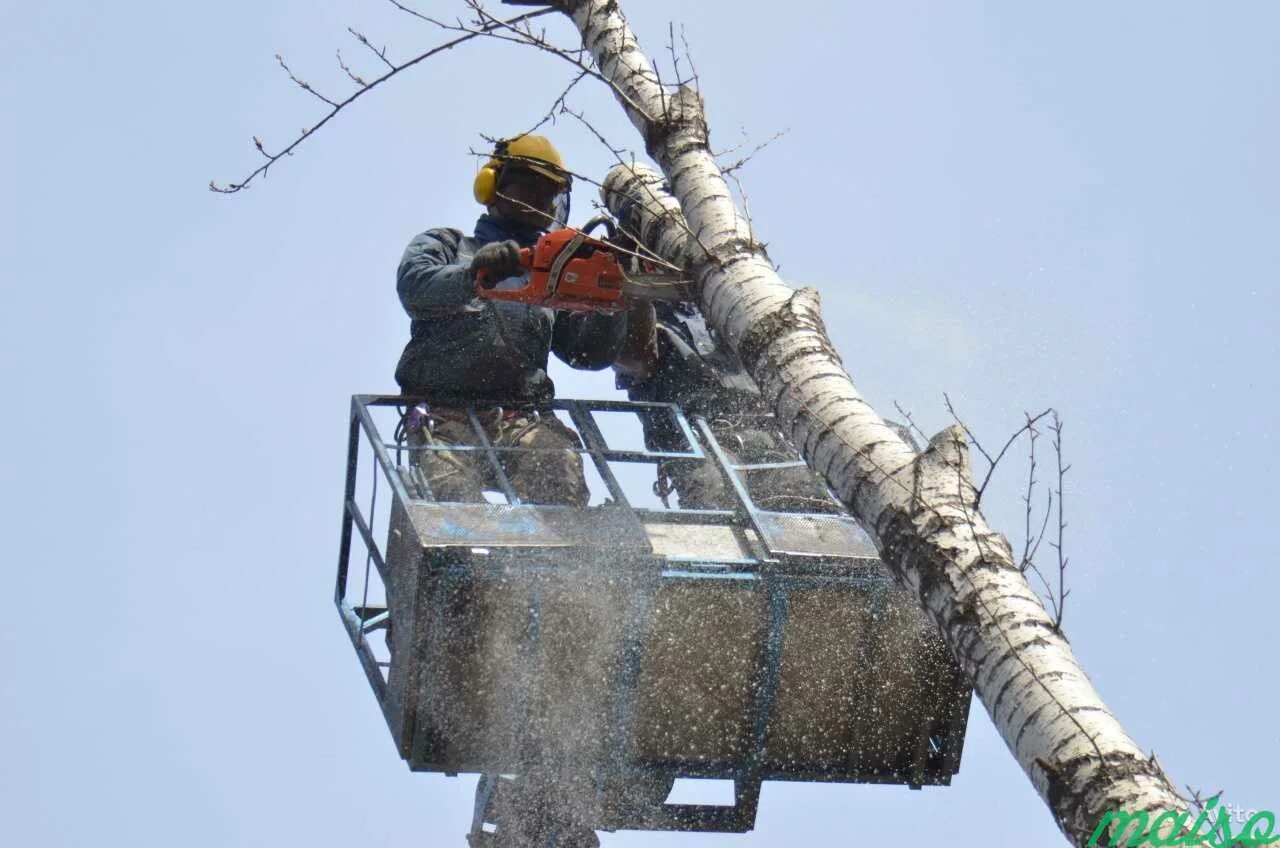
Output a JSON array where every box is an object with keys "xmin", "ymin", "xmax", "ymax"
[
  {"xmin": 580, "ymin": 215, "xmax": 616, "ymax": 240},
  {"xmin": 473, "ymin": 246, "xmax": 533, "ymax": 289}
]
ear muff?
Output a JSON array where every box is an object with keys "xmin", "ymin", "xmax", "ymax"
[
  {"xmin": 473, "ymin": 138, "xmax": 513, "ymax": 206},
  {"xmin": 472, "ymin": 157, "xmax": 502, "ymax": 205}
]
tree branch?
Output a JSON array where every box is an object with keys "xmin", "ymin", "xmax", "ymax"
[{"xmin": 211, "ymin": 7, "xmax": 556, "ymax": 193}]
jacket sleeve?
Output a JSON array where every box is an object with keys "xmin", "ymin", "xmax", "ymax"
[
  {"xmin": 396, "ymin": 228, "xmax": 475, "ymax": 316},
  {"xmin": 552, "ymin": 309, "xmax": 629, "ymax": 371}
]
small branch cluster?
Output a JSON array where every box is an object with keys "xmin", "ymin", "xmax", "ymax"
[
  {"xmin": 942, "ymin": 396, "xmax": 1070, "ymax": 630},
  {"xmin": 1184, "ymin": 785, "xmax": 1225, "ymax": 817},
  {"xmin": 717, "ymin": 127, "xmax": 789, "ymax": 177},
  {"xmin": 1046, "ymin": 412, "xmax": 1070, "ymax": 631},
  {"xmin": 212, "ymin": 0, "xmax": 779, "ymax": 217},
  {"xmin": 438, "ymin": 1, "xmax": 658, "ymax": 122},
  {"xmin": 667, "ymin": 22, "xmax": 700, "ymax": 95},
  {"xmin": 210, "ymin": 3, "xmax": 557, "ymax": 193}
]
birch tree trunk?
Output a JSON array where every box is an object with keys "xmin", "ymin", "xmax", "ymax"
[{"xmin": 548, "ymin": 1, "xmax": 1190, "ymax": 844}]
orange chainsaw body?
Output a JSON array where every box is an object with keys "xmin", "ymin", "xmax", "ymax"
[{"xmin": 479, "ymin": 228, "xmax": 627, "ymax": 313}]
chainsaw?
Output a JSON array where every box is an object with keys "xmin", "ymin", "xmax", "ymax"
[{"xmin": 474, "ymin": 218, "xmax": 692, "ymax": 313}]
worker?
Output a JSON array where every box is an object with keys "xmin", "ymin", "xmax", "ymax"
[
  {"xmin": 392, "ymin": 134, "xmax": 620, "ymax": 848},
  {"xmin": 393, "ymin": 134, "xmax": 623, "ymax": 506}
]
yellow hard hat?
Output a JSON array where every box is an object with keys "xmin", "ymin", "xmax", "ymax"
[{"xmin": 473, "ymin": 134, "xmax": 569, "ymax": 205}]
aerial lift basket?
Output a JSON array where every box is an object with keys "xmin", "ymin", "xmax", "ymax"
[{"xmin": 335, "ymin": 396, "xmax": 972, "ymax": 837}]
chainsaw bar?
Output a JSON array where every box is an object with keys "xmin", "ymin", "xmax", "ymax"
[{"xmin": 620, "ymin": 273, "xmax": 694, "ymax": 301}]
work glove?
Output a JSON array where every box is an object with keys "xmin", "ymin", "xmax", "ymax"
[{"xmin": 470, "ymin": 239, "xmax": 523, "ymax": 288}]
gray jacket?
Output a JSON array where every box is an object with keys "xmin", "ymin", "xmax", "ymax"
[{"xmin": 395, "ymin": 214, "xmax": 624, "ymax": 401}]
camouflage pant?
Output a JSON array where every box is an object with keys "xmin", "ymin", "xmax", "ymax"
[
  {"xmin": 660, "ymin": 421, "xmax": 841, "ymax": 513},
  {"xmin": 404, "ymin": 407, "xmax": 589, "ymax": 507}
]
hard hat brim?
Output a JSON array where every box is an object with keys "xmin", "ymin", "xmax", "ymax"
[{"xmin": 502, "ymin": 157, "xmax": 569, "ymax": 188}]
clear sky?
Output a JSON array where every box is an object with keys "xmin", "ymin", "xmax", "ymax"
[{"xmin": 2, "ymin": 2, "xmax": 1276, "ymax": 845}]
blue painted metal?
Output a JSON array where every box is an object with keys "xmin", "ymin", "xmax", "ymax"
[
  {"xmin": 351, "ymin": 395, "xmax": 414, "ymax": 506},
  {"xmin": 335, "ymin": 413, "xmax": 360, "ymax": 606},
  {"xmin": 563, "ymin": 400, "xmax": 630, "ymax": 506},
  {"xmin": 338, "ymin": 602, "xmax": 388, "ymax": 702}
]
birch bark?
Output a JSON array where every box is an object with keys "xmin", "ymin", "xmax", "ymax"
[{"xmin": 550, "ymin": 0, "xmax": 1190, "ymax": 843}]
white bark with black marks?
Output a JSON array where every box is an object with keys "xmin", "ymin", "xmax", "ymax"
[{"xmin": 556, "ymin": 0, "xmax": 1189, "ymax": 843}]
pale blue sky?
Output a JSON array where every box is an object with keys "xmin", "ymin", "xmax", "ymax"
[{"xmin": 2, "ymin": 2, "xmax": 1276, "ymax": 845}]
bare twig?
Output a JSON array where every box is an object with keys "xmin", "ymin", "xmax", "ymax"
[
  {"xmin": 1179, "ymin": 785, "xmax": 1245, "ymax": 846},
  {"xmin": 1024, "ymin": 490, "xmax": 1053, "ymax": 576},
  {"xmin": 519, "ymin": 69, "xmax": 590, "ymax": 137},
  {"xmin": 725, "ymin": 168, "xmax": 762, "ymax": 260},
  {"xmin": 1048, "ymin": 411, "xmax": 1070, "ymax": 631},
  {"xmin": 557, "ymin": 105, "xmax": 629, "ymax": 160},
  {"xmin": 275, "ymin": 54, "xmax": 338, "ymax": 107},
  {"xmin": 347, "ymin": 27, "xmax": 396, "ymax": 70},
  {"xmin": 713, "ymin": 127, "xmax": 753, "ymax": 161},
  {"xmin": 1183, "ymin": 785, "xmax": 1224, "ymax": 816},
  {"xmin": 650, "ymin": 30, "xmax": 670, "ymax": 126},
  {"xmin": 892, "ymin": 401, "xmax": 929, "ymax": 446},
  {"xmin": 1020, "ymin": 414, "xmax": 1039, "ymax": 571},
  {"xmin": 1019, "ymin": 413, "xmax": 1054, "ymax": 574},
  {"xmin": 251, "ymin": 136, "xmax": 276, "ymax": 160},
  {"xmin": 382, "ymin": 0, "xmax": 444, "ymax": 27},
  {"xmin": 1016, "ymin": 413, "xmax": 1069, "ymax": 629},
  {"xmin": 460, "ymin": 0, "xmax": 657, "ymax": 123},
  {"xmin": 1024, "ymin": 545, "xmax": 1061, "ymax": 624},
  {"xmin": 720, "ymin": 128, "xmax": 790, "ymax": 177},
  {"xmin": 335, "ymin": 50, "xmax": 369, "ymax": 88},
  {"xmin": 678, "ymin": 23, "xmax": 700, "ymax": 94},
  {"xmin": 211, "ymin": 8, "xmax": 555, "ymax": 192},
  {"xmin": 944, "ymin": 393, "xmax": 1052, "ymax": 505},
  {"xmin": 943, "ymin": 393, "xmax": 994, "ymax": 461},
  {"xmin": 664, "ymin": 22, "xmax": 697, "ymax": 89}
]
